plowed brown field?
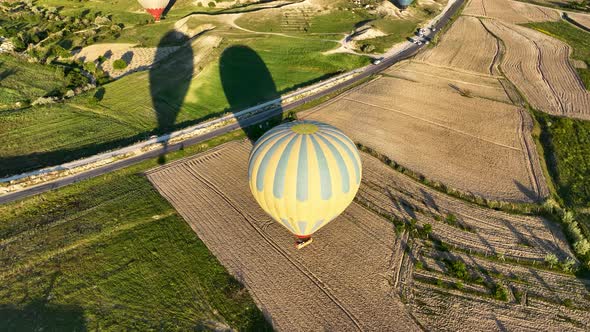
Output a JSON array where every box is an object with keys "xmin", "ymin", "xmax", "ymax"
[
  {"xmin": 302, "ymin": 67, "xmax": 548, "ymax": 202},
  {"xmin": 483, "ymin": 19, "xmax": 590, "ymax": 119},
  {"xmin": 146, "ymin": 140, "xmax": 420, "ymax": 332},
  {"xmin": 417, "ymin": 16, "xmax": 500, "ymax": 74},
  {"xmin": 464, "ymin": 0, "xmax": 560, "ymax": 23}
]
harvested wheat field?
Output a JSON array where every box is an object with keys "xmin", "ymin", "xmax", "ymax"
[
  {"xmin": 419, "ymin": 250, "xmax": 590, "ymax": 310},
  {"xmin": 417, "ymin": 16, "xmax": 500, "ymax": 74},
  {"xmin": 483, "ymin": 19, "xmax": 590, "ymax": 119},
  {"xmin": 301, "ymin": 71, "xmax": 548, "ymax": 203},
  {"xmin": 569, "ymin": 12, "xmax": 590, "ymax": 30},
  {"xmin": 464, "ymin": 0, "xmax": 560, "ymax": 23},
  {"xmin": 146, "ymin": 140, "xmax": 419, "ymax": 332},
  {"xmin": 409, "ymin": 279, "xmax": 590, "ymax": 331},
  {"xmin": 386, "ymin": 61, "xmax": 512, "ymax": 102},
  {"xmin": 357, "ymin": 154, "xmax": 569, "ymax": 261}
]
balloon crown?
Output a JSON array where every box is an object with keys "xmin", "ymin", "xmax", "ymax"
[{"xmin": 290, "ymin": 122, "xmax": 319, "ymax": 134}]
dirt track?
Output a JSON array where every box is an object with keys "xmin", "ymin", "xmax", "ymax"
[
  {"xmin": 483, "ymin": 19, "xmax": 590, "ymax": 120},
  {"xmin": 146, "ymin": 140, "xmax": 420, "ymax": 332},
  {"xmin": 301, "ymin": 64, "xmax": 549, "ymax": 203}
]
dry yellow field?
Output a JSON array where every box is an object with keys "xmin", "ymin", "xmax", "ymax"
[
  {"xmin": 146, "ymin": 139, "xmax": 583, "ymax": 331},
  {"xmin": 417, "ymin": 16, "xmax": 500, "ymax": 75},
  {"xmin": 358, "ymin": 154, "xmax": 571, "ymax": 261},
  {"xmin": 302, "ymin": 67, "xmax": 548, "ymax": 203},
  {"xmin": 386, "ymin": 61, "xmax": 512, "ymax": 102},
  {"xmin": 483, "ymin": 19, "xmax": 590, "ymax": 120},
  {"xmin": 146, "ymin": 140, "xmax": 420, "ymax": 332},
  {"xmin": 464, "ymin": 0, "xmax": 560, "ymax": 23},
  {"xmin": 569, "ymin": 12, "xmax": 590, "ymax": 30}
]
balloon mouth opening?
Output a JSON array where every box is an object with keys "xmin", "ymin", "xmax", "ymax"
[{"xmin": 291, "ymin": 123, "xmax": 318, "ymax": 134}]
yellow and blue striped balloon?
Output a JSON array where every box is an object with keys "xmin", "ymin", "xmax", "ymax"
[{"xmin": 248, "ymin": 120, "xmax": 362, "ymax": 237}]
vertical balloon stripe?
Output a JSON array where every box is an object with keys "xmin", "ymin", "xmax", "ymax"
[
  {"xmin": 309, "ymin": 219, "xmax": 325, "ymax": 234},
  {"xmin": 273, "ymin": 135, "xmax": 299, "ymax": 199},
  {"xmin": 256, "ymin": 133, "xmax": 294, "ymax": 191},
  {"xmin": 316, "ymin": 133, "xmax": 350, "ymax": 193},
  {"xmin": 296, "ymin": 135, "xmax": 309, "ymax": 202},
  {"xmin": 320, "ymin": 131, "xmax": 361, "ymax": 184},
  {"xmin": 248, "ymin": 120, "xmax": 362, "ymax": 237},
  {"xmin": 249, "ymin": 130, "xmax": 291, "ymax": 176},
  {"xmin": 310, "ymin": 135, "xmax": 332, "ymax": 200}
]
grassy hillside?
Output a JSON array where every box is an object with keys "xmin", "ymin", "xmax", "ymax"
[
  {"xmin": 526, "ymin": 20, "xmax": 590, "ymax": 90},
  {"xmin": 0, "ymin": 55, "xmax": 68, "ymax": 109},
  {"xmin": 0, "ymin": 130, "xmax": 271, "ymax": 331},
  {"xmin": 0, "ymin": 35, "xmax": 368, "ymax": 177}
]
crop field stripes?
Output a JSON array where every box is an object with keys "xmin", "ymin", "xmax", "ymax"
[
  {"xmin": 344, "ymin": 97, "xmax": 521, "ymax": 152},
  {"xmin": 147, "ymin": 140, "xmax": 421, "ymax": 331},
  {"xmin": 515, "ymin": 108, "xmax": 550, "ymax": 201},
  {"xmin": 481, "ymin": 19, "xmax": 590, "ymax": 119},
  {"xmin": 280, "ymin": 8, "xmax": 313, "ymax": 32}
]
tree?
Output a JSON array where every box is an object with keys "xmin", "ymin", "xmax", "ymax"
[
  {"xmin": 112, "ymin": 59, "xmax": 127, "ymax": 70},
  {"xmin": 561, "ymin": 257, "xmax": 576, "ymax": 273},
  {"xmin": 574, "ymin": 239, "xmax": 590, "ymax": 256},
  {"xmin": 422, "ymin": 223, "xmax": 432, "ymax": 239},
  {"xmin": 544, "ymin": 253, "xmax": 558, "ymax": 268}
]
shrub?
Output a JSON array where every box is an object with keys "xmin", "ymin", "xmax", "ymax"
[
  {"xmin": 544, "ymin": 253, "xmax": 558, "ymax": 268},
  {"xmin": 113, "ymin": 59, "xmax": 127, "ymax": 70},
  {"xmin": 208, "ymin": 1, "xmax": 216, "ymax": 7},
  {"xmin": 492, "ymin": 283, "xmax": 509, "ymax": 301}
]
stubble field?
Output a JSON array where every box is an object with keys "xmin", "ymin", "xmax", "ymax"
[
  {"xmin": 417, "ymin": 16, "xmax": 500, "ymax": 74},
  {"xmin": 146, "ymin": 140, "xmax": 420, "ymax": 332},
  {"xmin": 463, "ymin": 0, "xmax": 560, "ymax": 23},
  {"xmin": 146, "ymin": 138, "xmax": 586, "ymax": 331},
  {"xmin": 301, "ymin": 61, "xmax": 548, "ymax": 203},
  {"xmin": 482, "ymin": 19, "xmax": 590, "ymax": 120}
]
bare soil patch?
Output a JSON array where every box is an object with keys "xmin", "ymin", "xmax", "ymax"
[
  {"xmin": 301, "ymin": 66, "xmax": 548, "ymax": 203},
  {"xmin": 483, "ymin": 19, "xmax": 590, "ymax": 119},
  {"xmin": 146, "ymin": 140, "xmax": 419, "ymax": 332},
  {"xmin": 417, "ymin": 16, "xmax": 500, "ymax": 74}
]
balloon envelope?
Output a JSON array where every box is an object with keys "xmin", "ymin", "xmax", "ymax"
[
  {"xmin": 138, "ymin": 0, "xmax": 170, "ymax": 21},
  {"xmin": 248, "ymin": 120, "xmax": 362, "ymax": 237}
]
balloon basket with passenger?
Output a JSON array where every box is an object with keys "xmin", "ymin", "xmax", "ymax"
[{"xmin": 295, "ymin": 236, "xmax": 314, "ymax": 250}]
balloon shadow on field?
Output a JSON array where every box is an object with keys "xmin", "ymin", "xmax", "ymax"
[
  {"xmin": 219, "ymin": 45, "xmax": 282, "ymax": 142},
  {"xmin": 149, "ymin": 31, "xmax": 194, "ymax": 164}
]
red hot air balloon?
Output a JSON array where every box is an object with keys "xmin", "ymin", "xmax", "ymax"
[{"xmin": 138, "ymin": 0, "xmax": 170, "ymax": 22}]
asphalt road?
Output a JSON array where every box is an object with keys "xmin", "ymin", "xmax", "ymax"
[{"xmin": 0, "ymin": 0, "xmax": 464, "ymax": 205}]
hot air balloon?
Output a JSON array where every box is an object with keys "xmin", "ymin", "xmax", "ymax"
[
  {"xmin": 248, "ymin": 120, "xmax": 362, "ymax": 249},
  {"xmin": 138, "ymin": 0, "xmax": 170, "ymax": 22},
  {"xmin": 396, "ymin": 0, "xmax": 414, "ymax": 10}
]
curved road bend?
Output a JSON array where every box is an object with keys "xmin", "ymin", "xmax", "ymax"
[{"xmin": 0, "ymin": 0, "xmax": 464, "ymax": 205}]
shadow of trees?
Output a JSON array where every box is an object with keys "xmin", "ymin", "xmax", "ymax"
[{"xmin": 0, "ymin": 300, "xmax": 87, "ymax": 331}]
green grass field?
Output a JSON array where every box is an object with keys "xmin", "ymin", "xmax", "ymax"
[
  {"xmin": 0, "ymin": 34, "xmax": 368, "ymax": 177},
  {"xmin": 536, "ymin": 112, "xmax": 590, "ymax": 209},
  {"xmin": 0, "ymin": 55, "xmax": 67, "ymax": 109},
  {"xmin": 0, "ymin": 130, "xmax": 271, "ymax": 331},
  {"xmin": 526, "ymin": 20, "xmax": 590, "ymax": 90}
]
